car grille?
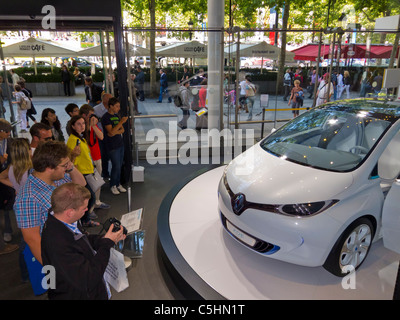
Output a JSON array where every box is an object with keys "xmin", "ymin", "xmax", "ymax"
[{"xmin": 220, "ymin": 213, "xmax": 280, "ymax": 255}]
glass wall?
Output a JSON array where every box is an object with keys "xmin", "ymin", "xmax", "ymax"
[
  {"xmin": 1, "ymin": 5, "xmax": 399, "ymax": 162},
  {"xmin": 120, "ymin": 26, "xmax": 399, "ymax": 156}
]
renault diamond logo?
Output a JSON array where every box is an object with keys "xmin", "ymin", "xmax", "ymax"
[{"xmin": 232, "ymin": 193, "xmax": 246, "ymax": 215}]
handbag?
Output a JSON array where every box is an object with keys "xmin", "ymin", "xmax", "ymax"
[
  {"xmin": 19, "ymin": 92, "xmax": 31, "ymax": 110},
  {"xmin": 85, "ymin": 168, "xmax": 105, "ymax": 193}
]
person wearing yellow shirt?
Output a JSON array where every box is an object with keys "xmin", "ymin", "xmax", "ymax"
[{"xmin": 66, "ymin": 115, "xmax": 99, "ymax": 227}]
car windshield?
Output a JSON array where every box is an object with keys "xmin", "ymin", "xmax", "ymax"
[{"xmin": 260, "ymin": 100, "xmax": 400, "ymax": 172}]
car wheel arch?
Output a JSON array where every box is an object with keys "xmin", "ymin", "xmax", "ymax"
[{"xmin": 323, "ymin": 215, "xmax": 377, "ymax": 276}]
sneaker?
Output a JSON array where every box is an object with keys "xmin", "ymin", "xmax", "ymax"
[
  {"xmin": 95, "ymin": 202, "xmax": 111, "ymax": 209},
  {"xmin": 177, "ymin": 122, "xmax": 187, "ymax": 130},
  {"xmin": 89, "ymin": 211, "xmax": 98, "ymax": 220},
  {"xmin": 111, "ymin": 186, "xmax": 120, "ymax": 195},
  {"xmin": 0, "ymin": 243, "xmax": 19, "ymax": 255},
  {"xmin": 117, "ymin": 185, "xmax": 127, "ymax": 193}
]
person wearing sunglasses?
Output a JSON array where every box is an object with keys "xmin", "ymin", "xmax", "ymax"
[{"xmin": 29, "ymin": 122, "xmax": 53, "ymax": 154}]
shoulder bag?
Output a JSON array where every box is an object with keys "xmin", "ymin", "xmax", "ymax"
[{"xmin": 85, "ymin": 168, "xmax": 105, "ymax": 193}]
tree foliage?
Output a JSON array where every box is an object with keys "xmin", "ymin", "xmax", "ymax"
[{"xmin": 122, "ymin": 0, "xmax": 399, "ymax": 36}]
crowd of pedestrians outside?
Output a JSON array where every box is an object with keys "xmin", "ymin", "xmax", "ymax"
[{"xmin": 282, "ymin": 65, "xmax": 386, "ymax": 113}]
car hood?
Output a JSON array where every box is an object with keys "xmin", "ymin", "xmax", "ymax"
[{"xmin": 225, "ymin": 143, "xmax": 354, "ymax": 204}]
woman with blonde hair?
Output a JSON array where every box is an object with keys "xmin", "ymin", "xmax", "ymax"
[
  {"xmin": 0, "ymin": 138, "xmax": 32, "ymax": 243},
  {"xmin": 288, "ymin": 79, "xmax": 303, "ymax": 117},
  {"xmin": 0, "ymin": 138, "xmax": 32, "ymax": 194}
]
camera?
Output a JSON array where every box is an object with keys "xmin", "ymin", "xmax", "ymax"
[
  {"xmin": 90, "ymin": 114, "xmax": 100, "ymax": 121},
  {"xmin": 103, "ymin": 217, "xmax": 127, "ymax": 235}
]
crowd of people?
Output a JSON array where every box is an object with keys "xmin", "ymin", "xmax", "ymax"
[
  {"xmin": 281, "ymin": 66, "xmax": 385, "ymax": 117},
  {"xmin": 0, "ymin": 80, "xmax": 129, "ymax": 298}
]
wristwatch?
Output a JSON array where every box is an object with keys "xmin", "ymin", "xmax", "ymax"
[{"xmin": 65, "ymin": 164, "xmax": 74, "ymax": 173}]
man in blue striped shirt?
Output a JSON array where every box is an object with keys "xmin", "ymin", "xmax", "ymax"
[{"xmin": 14, "ymin": 141, "xmax": 86, "ymax": 265}]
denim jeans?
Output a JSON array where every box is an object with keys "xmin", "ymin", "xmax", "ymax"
[
  {"xmin": 179, "ymin": 109, "xmax": 190, "ymax": 127},
  {"xmin": 82, "ymin": 178, "xmax": 96, "ymax": 223},
  {"xmin": 246, "ymin": 96, "xmax": 256, "ymax": 120},
  {"xmin": 158, "ymin": 87, "xmax": 170, "ymax": 102},
  {"xmin": 108, "ymin": 146, "xmax": 124, "ymax": 188}
]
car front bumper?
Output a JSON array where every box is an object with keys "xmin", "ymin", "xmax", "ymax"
[{"xmin": 218, "ymin": 178, "xmax": 343, "ymax": 267}]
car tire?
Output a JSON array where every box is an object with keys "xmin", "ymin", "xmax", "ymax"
[{"xmin": 323, "ymin": 217, "xmax": 374, "ymax": 277}]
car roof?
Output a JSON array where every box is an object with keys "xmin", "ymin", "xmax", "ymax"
[{"xmin": 318, "ymin": 98, "xmax": 400, "ymax": 124}]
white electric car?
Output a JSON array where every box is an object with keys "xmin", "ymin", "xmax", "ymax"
[{"xmin": 218, "ymin": 99, "xmax": 400, "ymax": 276}]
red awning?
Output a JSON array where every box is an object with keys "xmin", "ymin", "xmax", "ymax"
[
  {"xmin": 341, "ymin": 44, "xmax": 399, "ymax": 59},
  {"xmin": 291, "ymin": 44, "xmax": 331, "ymax": 61},
  {"xmin": 292, "ymin": 43, "xmax": 399, "ymax": 61}
]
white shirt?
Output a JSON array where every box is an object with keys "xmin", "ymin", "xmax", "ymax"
[
  {"xmin": 337, "ymin": 74, "xmax": 344, "ymax": 87},
  {"xmin": 239, "ymin": 80, "xmax": 247, "ymax": 95},
  {"xmin": 11, "ymin": 73, "xmax": 20, "ymax": 87}
]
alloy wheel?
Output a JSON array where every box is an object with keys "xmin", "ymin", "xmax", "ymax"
[{"xmin": 339, "ymin": 223, "xmax": 372, "ymax": 272}]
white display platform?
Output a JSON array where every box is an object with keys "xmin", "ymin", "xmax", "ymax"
[{"xmin": 168, "ymin": 166, "xmax": 400, "ymax": 300}]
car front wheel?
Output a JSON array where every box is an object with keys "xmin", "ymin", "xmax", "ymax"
[{"xmin": 323, "ymin": 217, "xmax": 374, "ymax": 277}]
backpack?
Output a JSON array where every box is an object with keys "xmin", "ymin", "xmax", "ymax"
[
  {"xmin": 19, "ymin": 92, "xmax": 31, "ymax": 110},
  {"xmin": 173, "ymin": 94, "xmax": 183, "ymax": 107}
]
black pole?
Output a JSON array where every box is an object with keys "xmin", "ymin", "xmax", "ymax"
[{"xmin": 113, "ymin": 13, "xmax": 133, "ymax": 190}]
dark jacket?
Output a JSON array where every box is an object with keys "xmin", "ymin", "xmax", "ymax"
[
  {"xmin": 61, "ymin": 69, "xmax": 71, "ymax": 82},
  {"xmin": 84, "ymin": 84, "xmax": 103, "ymax": 105},
  {"xmin": 41, "ymin": 214, "xmax": 114, "ymax": 300},
  {"xmin": 135, "ymin": 71, "xmax": 145, "ymax": 84}
]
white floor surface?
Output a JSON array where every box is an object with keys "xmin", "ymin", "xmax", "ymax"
[{"xmin": 169, "ymin": 166, "xmax": 400, "ymax": 300}]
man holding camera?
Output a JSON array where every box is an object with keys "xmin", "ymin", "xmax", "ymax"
[{"xmin": 41, "ymin": 182, "xmax": 126, "ymax": 300}]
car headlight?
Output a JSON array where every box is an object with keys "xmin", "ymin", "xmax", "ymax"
[
  {"xmin": 222, "ymin": 166, "xmax": 338, "ymax": 217},
  {"xmin": 277, "ymin": 200, "xmax": 339, "ymax": 217}
]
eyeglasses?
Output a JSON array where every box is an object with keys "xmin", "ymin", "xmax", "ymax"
[{"xmin": 58, "ymin": 160, "xmax": 71, "ymax": 169}]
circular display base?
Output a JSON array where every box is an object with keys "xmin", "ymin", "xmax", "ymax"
[{"xmin": 158, "ymin": 166, "xmax": 399, "ymax": 299}]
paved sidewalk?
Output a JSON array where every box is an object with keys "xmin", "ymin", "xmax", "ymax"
[{"xmin": 3, "ymin": 84, "xmax": 362, "ymax": 147}]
